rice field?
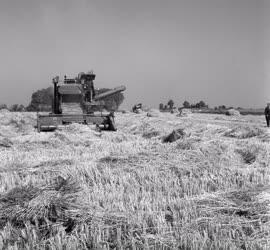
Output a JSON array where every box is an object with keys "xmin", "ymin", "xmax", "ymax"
[{"xmin": 0, "ymin": 109, "xmax": 269, "ymax": 249}]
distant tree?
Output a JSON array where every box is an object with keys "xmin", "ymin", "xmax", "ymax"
[
  {"xmin": 0, "ymin": 104, "xmax": 7, "ymax": 110},
  {"xmin": 198, "ymin": 100, "xmax": 207, "ymax": 108},
  {"xmin": 17, "ymin": 104, "xmax": 25, "ymax": 112},
  {"xmin": 167, "ymin": 99, "xmax": 174, "ymax": 109},
  {"xmin": 10, "ymin": 104, "xmax": 18, "ymax": 112},
  {"xmin": 27, "ymin": 87, "xmax": 53, "ymax": 111},
  {"xmin": 10, "ymin": 104, "xmax": 25, "ymax": 112},
  {"xmin": 190, "ymin": 100, "xmax": 208, "ymax": 109},
  {"xmin": 195, "ymin": 102, "xmax": 200, "ymax": 109},
  {"xmin": 218, "ymin": 105, "xmax": 226, "ymax": 110},
  {"xmin": 214, "ymin": 106, "xmax": 218, "ymax": 110},
  {"xmin": 183, "ymin": 101, "xmax": 190, "ymax": 108},
  {"xmin": 159, "ymin": 103, "xmax": 164, "ymax": 110}
]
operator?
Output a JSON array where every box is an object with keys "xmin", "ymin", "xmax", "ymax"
[
  {"xmin": 87, "ymin": 70, "xmax": 96, "ymax": 99},
  {"xmin": 265, "ymin": 103, "xmax": 270, "ymax": 127},
  {"xmin": 89, "ymin": 79, "xmax": 95, "ymax": 99},
  {"xmin": 83, "ymin": 78, "xmax": 95, "ymax": 102}
]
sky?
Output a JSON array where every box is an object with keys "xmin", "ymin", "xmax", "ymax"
[{"xmin": 0, "ymin": 0, "xmax": 269, "ymax": 109}]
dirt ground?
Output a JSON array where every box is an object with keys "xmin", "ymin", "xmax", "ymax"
[{"xmin": 0, "ymin": 109, "xmax": 269, "ymax": 249}]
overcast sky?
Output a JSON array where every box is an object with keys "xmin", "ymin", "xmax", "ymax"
[{"xmin": 0, "ymin": 0, "xmax": 269, "ymax": 108}]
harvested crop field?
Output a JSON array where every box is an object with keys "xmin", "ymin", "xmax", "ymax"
[{"xmin": 0, "ymin": 109, "xmax": 270, "ymax": 249}]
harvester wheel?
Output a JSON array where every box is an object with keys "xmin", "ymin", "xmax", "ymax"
[{"xmin": 107, "ymin": 116, "xmax": 117, "ymax": 131}]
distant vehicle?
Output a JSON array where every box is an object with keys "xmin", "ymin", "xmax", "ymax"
[
  {"xmin": 132, "ymin": 103, "xmax": 142, "ymax": 113},
  {"xmin": 37, "ymin": 71, "xmax": 126, "ymax": 132}
]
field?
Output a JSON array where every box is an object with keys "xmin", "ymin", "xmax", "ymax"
[{"xmin": 0, "ymin": 109, "xmax": 269, "ymax": 249}]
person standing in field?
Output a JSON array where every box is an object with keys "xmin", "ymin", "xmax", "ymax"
[{"xmin": 265, "ymin": 103, "xmax": 270, "ymax": 127}]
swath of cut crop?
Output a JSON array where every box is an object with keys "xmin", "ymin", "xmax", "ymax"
[{"xmin": 224, "ymin": 125, "xmax": 264, "ymax": 139}]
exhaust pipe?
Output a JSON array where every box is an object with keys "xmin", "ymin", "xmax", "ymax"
[{"xmin": 52, "ymin": 76, "xmax": 59, "ymax": 114}]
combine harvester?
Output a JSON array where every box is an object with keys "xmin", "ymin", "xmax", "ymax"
[{"xmin": 37, "ymin": 71, "xmax": 126, "ymax": 132}]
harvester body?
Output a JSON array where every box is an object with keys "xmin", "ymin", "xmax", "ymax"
[{"xmin": 37, "ymin": 72, "xmax": 125, "ymax": 132}]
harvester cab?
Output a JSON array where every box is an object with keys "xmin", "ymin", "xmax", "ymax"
[{"xmin": 37, "ymin": 71, "xmax": 126, "ymax": 132}]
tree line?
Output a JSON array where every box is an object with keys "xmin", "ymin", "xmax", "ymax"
[
  {"xmin": 159, "ymin": 100, "xmax": 240, "ymax": 111},
  {"xmin": 0, "ymin": 104, "xmax": 26, "ymax": 112},
  {"xmin": 159, "ymin": 100, "xmax": 209, "ymax": 111}
]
